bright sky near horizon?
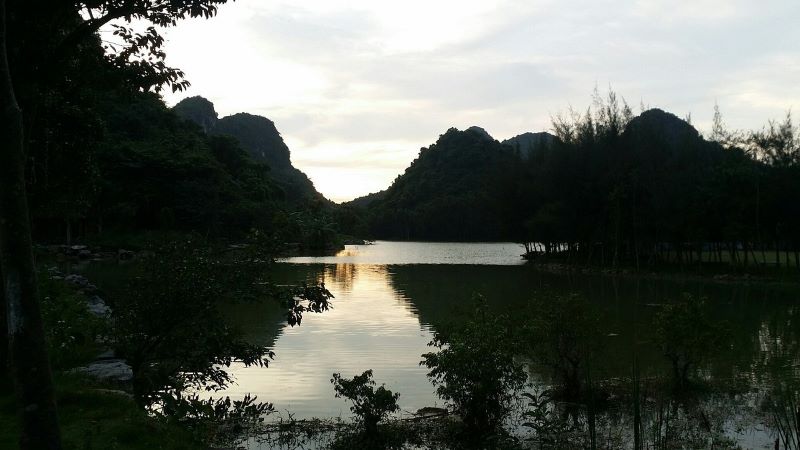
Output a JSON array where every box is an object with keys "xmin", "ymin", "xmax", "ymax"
[{"xmin": 157, "ymin": 0, "xmax": 800, "ymax": 203}]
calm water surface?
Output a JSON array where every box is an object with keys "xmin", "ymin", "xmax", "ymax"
[{"xmin": 220, "ymin": 242, "xmax": 797, "ymax": 447}]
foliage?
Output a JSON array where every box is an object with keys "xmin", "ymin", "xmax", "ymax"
[
  {"xmin": 521, "ymin": 389, "xmax": 579, "ymax": 448},
  {"xmin": 109, "ymin": 236, "xmax": 276, "ymax": 403},
  {"xmin": 421, "ymin": 296, "xmax": 527, "ymax": 435},
  {"xmin": 285, "ymin": 283, "xmax": 334, "ymax": 327},
  {"xmin": 95, "ymin": 92, "xmax": 283, "ymax": 236},
  {"xmin": 38, "ymin": 271, "xmax": 109, "ymax": 369},
  {"xmin": 653, "ymin": 295, "xmax": 730, "ymax": 389},
  {"xmin": 330, "ymin": 370, "xmax": 400, "ymax": 436},
  {"xmin": 0, "ymin": 374, "xmax": 201, "ymax": 450},
  {"xmin": 764, "ymin": 387, "xmax": 800, "ymax": 450},
  {"xmin": 523, "ymin": 293, "xmax": 603, "ymax": 399},
  {"xmin": 157, "ymin": 392, "xmax": 273, "ymax": 448},
  {"xmin": 173, "ymin": 97, "xmax": 325, "ymax": 205},
  {"xmin": 14, "ymin": 23, "xmax": 333, "ymax": 245}
]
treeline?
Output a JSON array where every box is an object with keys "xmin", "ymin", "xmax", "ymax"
[
  {"xmin": 15, "ymin": 18, "xmax": 337, "ymax": 250},
  {"xmin": 520, "ymin": 94, "xmax": 800, "ymax": 269},
  {"xmin": 347, "ymin": 92, "xmax": 800, "ymax": 270}
]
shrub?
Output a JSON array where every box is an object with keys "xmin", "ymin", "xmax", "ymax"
[
  {"xmin": 523, "ymin": 293, "xmax": 602, "ymax": 400},
  {"xmin": 421, "ymin": 296, "xmax": 527, "ymax": 435},
  {"xmin": 653, "ymin": 294, "xmax": 730, "ymax": 390},
  {"xmin": 331, "ymin": 370, "xmax": 400, "ymax": 436},
  {"xmin": 39, "ymin": 273, "xmax": 108, "ymax": 369}
]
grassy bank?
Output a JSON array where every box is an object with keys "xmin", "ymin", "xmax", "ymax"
[{"xmin": 0, "ymin": 374, "xmax": 200, "ymax": 450}]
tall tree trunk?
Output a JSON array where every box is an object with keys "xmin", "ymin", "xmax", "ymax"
[
  {"xmin": 743, "ymin": 242, "xmax": 749, "ymax": 266},
  {"xmin": 0, "ymin": 260, "xmax": 7, "ymax": 378},
  {"xmin": 0, "ymin": 1, "xmax": 62, "ymax": 447}
]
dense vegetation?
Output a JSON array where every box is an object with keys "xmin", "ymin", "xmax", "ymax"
[
  {"xmin": 348, "ymin": 93, "xmax": 800, "ymax": 270},
  {"xmin": 0, "ymin": 1, "xmax": 341, "ymax": 448},
  {"xmin": 173, "ymin": 96, "xmax": 323, "ymax": 204},
  {"xmin": 0, "ymin": 0, "xmax": 798, "ymax": 448},
  {"xmin": 14, "ymin": 27, "xmax": 333, "ymax": 249}
]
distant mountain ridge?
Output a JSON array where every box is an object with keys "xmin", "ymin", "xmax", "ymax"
[
  {"xmin": 502, "ymin": 132, "xmax": 556, "ymax": 160},
  {"xmin": 173, "ymin": 96, "xmax": 323, "ymax": 204},
  {"xmin": 341, "ymin": 109, "xmax": 736, "ymax": 242}
]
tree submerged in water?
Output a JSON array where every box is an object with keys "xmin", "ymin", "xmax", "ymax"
[
  {"xmin": 421, "ymin": 296, "xmax": 527, "ymax": 437},
  {"xmin": 522, "ymin": 293, "xmax": 603, "ymax": 400},
  {"xmin": 653, "ymin": 295, "xmax": 731, "ymax": 390},
  {"xmin": 331, "ymin": 370, "xmax": 400, "ymax": 437}
]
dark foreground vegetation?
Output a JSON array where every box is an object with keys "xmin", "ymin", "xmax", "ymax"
[
  {"xmin": 241, "ymin": 293, "xmax": 799, "ymax": 450},
  {"xmin": 0, "ymin": 0, "xmax": 798, "ymax": 449}
]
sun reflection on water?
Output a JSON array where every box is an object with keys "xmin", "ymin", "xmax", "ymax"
[{"xmin": 222, "ymin": 262, "xmax": 434, "ymax": 419}]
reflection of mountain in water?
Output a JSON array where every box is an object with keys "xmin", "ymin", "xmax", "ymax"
[
  {"xmin": 384, "ymin": 264, "xmax": 799, "ymax": 381},
  {"xmin": 222, "ymin": 259, "xmax": 799, "ymax": 442}
]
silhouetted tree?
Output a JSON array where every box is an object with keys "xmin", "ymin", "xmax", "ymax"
[{"xmin": 1, "ymin": 1, "xmax": 234, "ymax": 447}]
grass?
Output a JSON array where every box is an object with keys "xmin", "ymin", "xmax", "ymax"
[
  {"xmin": 80, "ymin": 229, "xmax": 198, "ymax": 251},
  {"xmin": 0, "ymin": 374, "xmax": 201, "ymax": 450}
]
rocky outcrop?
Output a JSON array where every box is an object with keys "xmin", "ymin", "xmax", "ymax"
[
  {"xmin": 48, "ymin": 267, "xmax": 132, "ymax": 384},
  {"xmin": 73, "ymin": 359, "xmax": 133, "ymax": 383}
]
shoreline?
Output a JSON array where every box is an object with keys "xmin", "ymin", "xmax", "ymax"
[{"xmin": 522, "ymin": 259, "xmax": 800, "ymax": 288}]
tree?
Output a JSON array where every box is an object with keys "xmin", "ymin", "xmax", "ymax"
[
  {"xmin": 653, "ymin": 295, "xmax": 730, "ymax": 390},
  {"xmin": 1, "ymin": 1, "xmax": 233, "ymax": 447},
  {"xmin": 331, "ymin": 370, "xmax": 400, "ymax": 436},
  {"xmin": 421, "ymin": 296, "xmax": 527, "ymax": 436},
  {"xmin": 0, "ymin": 1, "xmax": 62, "ymax": 447},
  {"xmin": 523, "ymin": 294, "xmax": 602, "ymax": 400}
]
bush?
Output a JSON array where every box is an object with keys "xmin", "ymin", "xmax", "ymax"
[
  {"xmin": 39, "ymin": 274, "xmax": 108, "ymax": 369},
  {"xmin": 157, "ymin": 392, "xmax": 273, "ymax": 447},
  {"xmin": 523, "ymin": 293, "xmax": 602, "ymax": 400},
  {"xmin": 653, "ymin": 294, "xmax": 730, "ymax": 390},
  {"xmin": 331, "ymin": 369, "xmax": 400, "ymax": 436},
  {"xmin": 421, "ymin": 296, "xmax": 527, "ymax": 436}
]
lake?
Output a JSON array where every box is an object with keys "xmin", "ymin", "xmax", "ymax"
[{"xmin": 218, "ymin": 241, "xmax": 799, "ymax": 448}]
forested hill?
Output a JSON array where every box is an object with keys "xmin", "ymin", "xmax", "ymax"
[
  {"xmin": 348, "ymin": 105, "xmax": 800, "ymax": 258},
  {"xmin": 501, "ymin": 132, "xmax": 556, "ymax": 160},
  {"xmin": 20, "ymin": 29, "xmax": 339, "ymax": 249},
  {"xmin": 354, "ymin": 126, "xmax": 529, "ymax": 240},
  {"xmin": 173, "ymin": 96, "xmax": 322, "ymax": 204}
]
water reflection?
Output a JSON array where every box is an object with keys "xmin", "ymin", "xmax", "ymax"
[
  {"xmin": 223, "ymin": 263, "xmax": 435, "ymax": 419},
  {"xmin": 220, "ymin": 242, "xmax": 798, "ymax": 448},
  {"xmin": 283, "ymin": 241, "xmax": 527, "ymax": 266}
]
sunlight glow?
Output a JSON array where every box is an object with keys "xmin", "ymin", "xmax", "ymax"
[{"xmin": 158, "ymin": 0, "xmax": 800, "ymax": 201}]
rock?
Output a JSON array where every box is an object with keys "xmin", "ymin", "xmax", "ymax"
[
  {"xmin": 64, "ymin": 274, "xmax": 90, "ymax": 287},
  {"xmin": 416, "ymin": 407, "xmax": 449, "ymax": 418},
  {"xmin": 118, "ymin": 249, "xmax": 135, "ymax": 260},
  {"xmin": 73, "ymin": 359, "xmax": 133, "ymax": 383},
  {"xmin": 78, "ymin": 249, "xmax": 92, "ymax": 259},
  {"xmin": 90, "ymin": 389, "xmax": 133, "ymax": 400},
  {"xmin": 66, "ymin": 245, "xmax": 88, "ymax": 256},
  {"xmin": 87, "ymin": 295, "xmax": 111, "ymax": 317}
]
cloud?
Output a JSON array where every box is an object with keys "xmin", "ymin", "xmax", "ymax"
[{"xmin": 160, "ymin": 0, "xmax": 800, "ymax": 201}]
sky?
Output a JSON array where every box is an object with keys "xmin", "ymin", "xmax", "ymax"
[{"xmin": 155, "ymin": 0, "xmax": 800, "ymax": 203}]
